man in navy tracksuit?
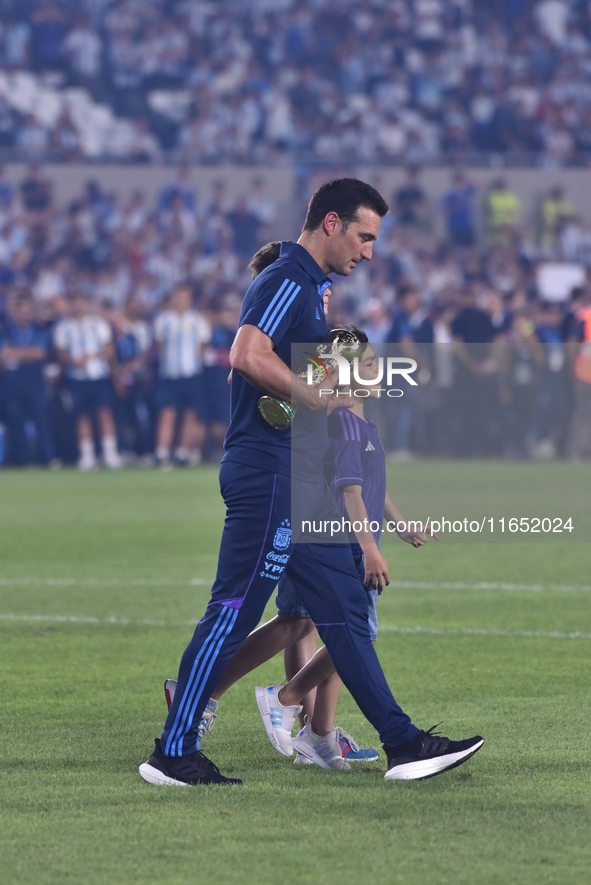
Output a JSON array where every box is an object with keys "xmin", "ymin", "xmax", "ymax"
[{"xmin": 140, "ymin": 179, "xmax": 483, "ymax": 786}]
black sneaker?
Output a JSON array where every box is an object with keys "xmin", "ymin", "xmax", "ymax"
[
  {"xmin": 384, "ymin": 723, "xmax": 484, "ymax": 781},
  {"xmin": 139, "ymin": 738, "xmax": 242, "ymax": 786}
]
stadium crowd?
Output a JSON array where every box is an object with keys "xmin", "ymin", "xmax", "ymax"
[
  {"xmin": 2, "ymin": 0, "xmax": 591, "ymax": 164},
  {"xmin": 0, "ymin": 164, "xmax": 590, "ymax": 467}
]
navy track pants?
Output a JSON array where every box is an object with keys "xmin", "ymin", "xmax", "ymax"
[{"xmin": 161, "ymin": 459, "xmax": 419, "ymax": 756}]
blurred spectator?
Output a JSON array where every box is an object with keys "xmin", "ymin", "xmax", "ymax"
[
  {"xmin": 561, "ymin": 285, "xmax": 589, "ymax": 340},
  {"xmin": 451, "ymin": 285, "xmax": 499, "ymax": 455},
  {"xmin": 442, "ymin": 172, "xmax": 477, "ymax": 247},
  {"xmin": 432, "ymin": 303, "xmax": 457, "ymax": 452},
  {"xmin": 385, "ymin": 284, "xmax": 433, "ymax": 460},
  {"xmin": 539, "ymin": 184, "xmax": 577, "ymax": 249},
  {"xmin": 386, "ymin": 284, "xmax": 434, "ymax": 348},
  {"xmin": 484, "ymin": 178, "xmax": 522, "ymax": 246},
  {"xmin": 54, "ymin": 292, "xmax": 121, "ymax": 470},
  {"xmin": 201, "ymin": 293, "xmax": 239, "ymax": 459},
  {"xmin": 566, "ymin": 288, "xmax": 591, "ymax": 460},
  {"xmin": 0, "ymin": 159, "xmax": 589, "ymax": 465},
  {"xmin": 394, "ymin": 168, "xmax": 428, "ymax": 229},
  {"xmin": 30, "ymin": 0, "xmax": 67, "ymax": 72},
  {"xmin": 20, "ymin": 165, "xmax": 53, "ymax": 216},
  {"xmin": 485, "ymin": 288, "xmax": 513, "ymax": 338},
  {"xmin": 158, "ymin": 165, "xmax": 197, "ymax": 215},
  {"xmin": 0, "ymin": 98, "xmax": 21, "ymax": 150},
  {"xmin": 0, "ymin": 289, "xmax": 54, "ymax": 466},
  {"xmin": 358, "ymin": 298, "xmax": 391, "ymax": 343},
  {"xmin": 50, "ymin": 110, "xmax": 82, "ymax": 160},
  {"xmin": 498, "ymin": 312, "xmax": 545, "ymax": 458},
  {"xmin": 535, "ymin": 0, "xmax": 570, "ymax": 46},
  {"xmin": 153, "ymin": 282, "xmax": 210, "ymax": 467},
  {"xmin": 226, "ymin": 197, "xmax": 262, "ymax": 261},
  {"xmin": 111, "ymin": 300, "xmax": 153, "ymax": 461},
  {"xmin": 3, "ymin": 13, "xmax": 31, "ymax": 69},
  {"xmin": 245, "ymin": 176, "xmax": 277, "ymax": 231},
  {"xmin": 16, "ymin": 115, "xmax": 50, "ymax": 161},
  {"xmin": 64, "ymin": 15, "xmax": 103, "ymax": 87},
  {"xmin": 0, "ymin": 1, "xmax": 591, "ymax": 165},
  {"xmin": 532, "ymin": 301, "xmax": 570, "ymax": 458},
  {"xmin": 0, "ymin": 167, "xmax": 15, "ymax": 211},
  {"xmin": 559, "ymin": 215, "xmax": 591, "ymax": 264}
]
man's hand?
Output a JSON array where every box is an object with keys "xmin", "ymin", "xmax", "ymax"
[
  {"xmin": 291, "ymin": 372, "xmax": 337, "ymax": 411},
  {"xmin": 361, "ymin": 544, "xmax": 390, "ymax": 592}
]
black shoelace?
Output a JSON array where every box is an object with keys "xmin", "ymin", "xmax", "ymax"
[
  {"xmin": 195, "ymin": 750, "xmax": 222, "ymax": 775},
  {"xmin": 419, "ymin": 722, "xmax": 449, "ymax": 754}
]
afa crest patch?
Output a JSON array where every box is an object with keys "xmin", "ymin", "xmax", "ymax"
[{"xmin": 273, "ymin": 519, "xmax": 291, "ymax": 551}]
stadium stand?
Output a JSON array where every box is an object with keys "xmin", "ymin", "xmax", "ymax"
[
  {"xmin": 1, "ymin": 1, "xmax": 591, "ymax": 165},
  {"xmin": 0, "ymin": 163, "xmax": 589, "ymax": 466},
  {"xmin": 0, "ymin": 1, "xmax": 590, "ymax": 466}
]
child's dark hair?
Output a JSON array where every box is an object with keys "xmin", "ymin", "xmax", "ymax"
[
  {"xmin": 344, "ymin": 323, "xmax": 369, "ymax": 352},
  {"xmin": 248, "ymin": 241, "xmax": 283, "ymax": 278},
  {"xmin": 344, "ymin": 323, "xmax": 368, "ymax": 345}
]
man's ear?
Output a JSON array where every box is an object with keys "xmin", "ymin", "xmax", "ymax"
[{"xmin": 322, "ymin": 211, "xmax": 341, "ymax": 236}]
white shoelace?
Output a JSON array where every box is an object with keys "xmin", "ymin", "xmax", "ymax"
[
  {"xmin": 334, "ymin": 726, "xmax": 359, "ymax": 753},
  {"xmin": 197, "ymin": 707, "xmax": 222, "ymax": 738}
]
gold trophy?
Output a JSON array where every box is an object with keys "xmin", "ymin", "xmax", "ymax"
[{"xmin": 258, "ymin": 328, "xmax": 361, "ymax": 430}]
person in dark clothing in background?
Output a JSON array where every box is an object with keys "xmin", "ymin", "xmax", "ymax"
[
  {"xmin": 0, "ymin": 289, "xmax": 54, "ymax": 466},
  {"xmin": 451, "ymin": 285, "xmax": 499, "ymax": 455}
]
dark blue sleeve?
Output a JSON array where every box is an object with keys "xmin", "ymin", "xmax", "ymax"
[
  {"xmin": 413, "ymin": 319, "xmax": 434, "ymax": 344},
  {"xmin": 328, "ymin": 410, "xmax": 363, "ymax": 488},
  {"xmin": 240, "ymin": 268, "xmax": 304, "ymax": 346}
]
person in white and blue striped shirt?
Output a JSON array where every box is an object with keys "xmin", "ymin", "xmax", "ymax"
[
  {"xmin": 153, "ymin": 282, "xmax": 211, "ymax": 466},
  {"xmin": 54, "ymin": 293, "xmax": 121, "ymax": 471}
]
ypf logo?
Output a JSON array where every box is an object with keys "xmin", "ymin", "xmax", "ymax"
[{"xmin": 273, "ymin": 519, "xmax": 291, "ymax": 551}]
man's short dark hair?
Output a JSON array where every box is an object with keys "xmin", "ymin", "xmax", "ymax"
[
  {"xmin": 397, "ymin": 284, "xmax": 420, "ymax": 302},
  {"xmin": 248, "ymin": 241, "xmax": 283, "ymax": 278},
  {"xmin": 302, "ymin": 178, "xmax": 388, "ymax": 233}
]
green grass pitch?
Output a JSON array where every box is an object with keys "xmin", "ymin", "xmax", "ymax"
[{"xmin": 0, "ymin": 463, "xmax": 590, "ymax": 885}]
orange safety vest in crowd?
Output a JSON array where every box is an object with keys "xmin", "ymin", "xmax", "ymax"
[{"xmin": 574, "ymin": 306, "xmax": 591, "ymax": 383}]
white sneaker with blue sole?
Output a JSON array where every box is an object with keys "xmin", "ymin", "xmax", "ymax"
[{"xmin": 255, "ymin": 684, "xmax": 302, "ymax": 757}]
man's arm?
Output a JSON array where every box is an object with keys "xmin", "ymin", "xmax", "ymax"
[
  {"xmin": 342, "ymin": 483, "xmax": 390, "ymax": 592},
  {"xmin": 56, "ymin": 348, "xmax": 87, "ymax": 370},
  {"xmin": 229, "ymin": 324, "xmax": 335, "ymax": 411},
  {"xmin": 384, "ymin": 490, "xmax": 438, "ymax": 547},
  {"xmin": 0, "ymin": 344, "xmax": 46, "ymax": 365}
]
